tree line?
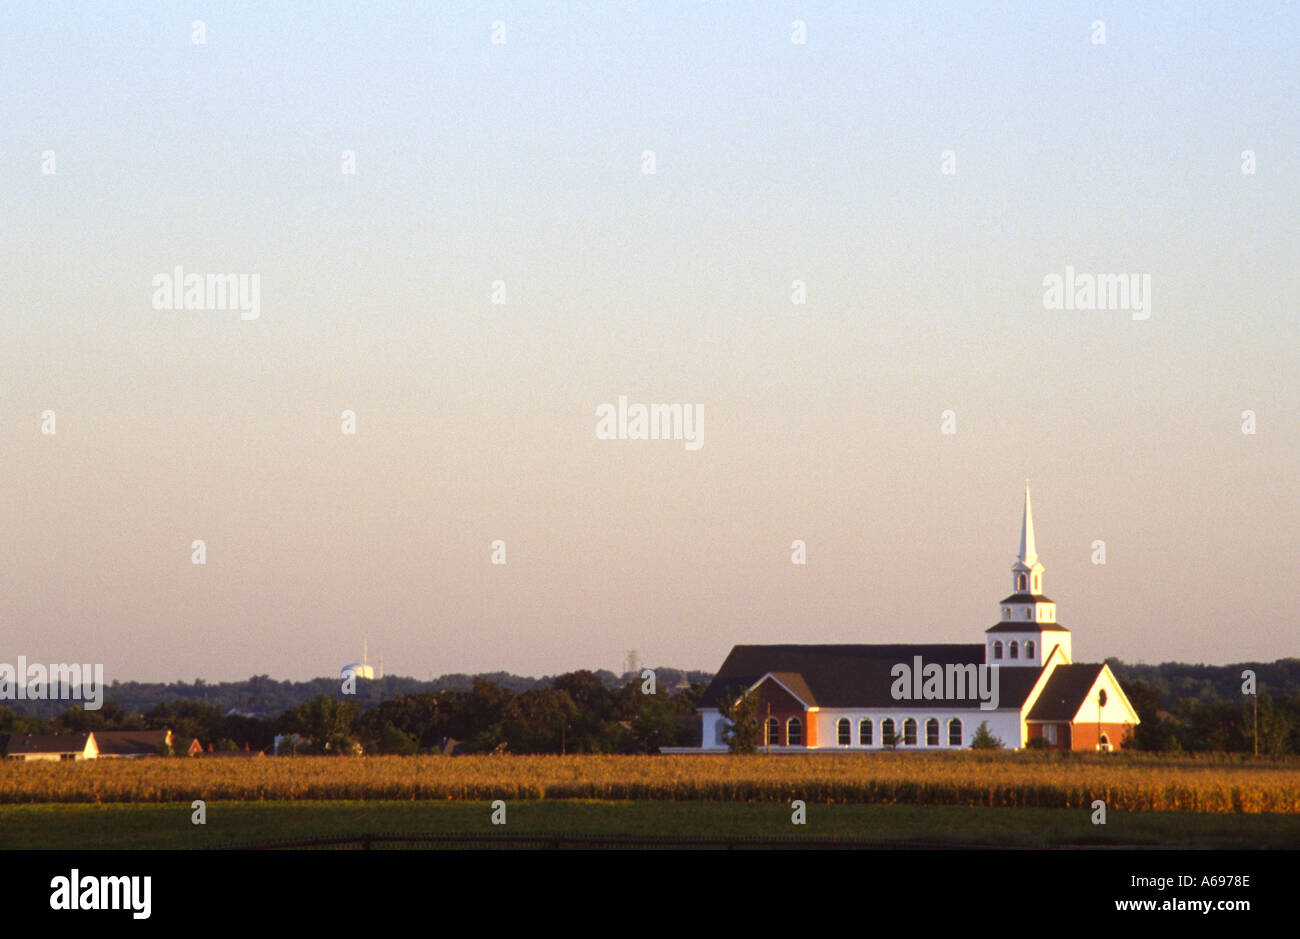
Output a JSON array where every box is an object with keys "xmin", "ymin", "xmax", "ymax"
[
  {"xmin": 2, "ymin": 659, "xmax": 1296, "ymax": 756},
  {"xmin": 0, "ymin": 671, "xmax": 706, "ymax": 755}
]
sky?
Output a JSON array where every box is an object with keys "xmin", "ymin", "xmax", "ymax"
[{"xmin": 1, "ymin": 2, "xmax": 1297, "ymax": 682}]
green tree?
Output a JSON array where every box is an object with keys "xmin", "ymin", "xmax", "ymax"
[
  {"xmin": 1122, "ymin": 679, "xmax": 1181, "ymax": 751},
  {"xmin": 627, "ymin": 693, "xmax": 688, "ymax": 753},
  {"xmin": 375, "ymin": 723, "xmax": 420, "ymax": 755},
  {"xmin": 716, "ymin": 685, "xmax": 760, "ymax": 754},
  {"xmin": 549, "ymin": 671, "xmax": 623, "ymax": 752},
  {"xmin": 285, "ymin": 695, "xmax": 360, "ymax": 754},
  {"xmin": 144, "ymin": 700, "xmax": 227, "ymax": 749},
  {"xmin": 502, "ymin": 688, "xmax": 579, "ymax": 753},
  {"xmin": 1253, "ymin": 694, "xmax": 1293, "ymax": 757},
  {"xmin": 969, "ymin": 721, "xmax": 1004, "ymax": 750}
]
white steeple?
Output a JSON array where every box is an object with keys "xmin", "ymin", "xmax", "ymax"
[
  {"xmin": 1018, "ymin": 481, "xmax": 1038, "ymax": 567},
  {"xmin": 1011, "ymin": 481, "xmax": 1045, "ymax": 596},
  {"xmin": 987, "ymin": 483, "xmax": 1071, "ymax": 668}
]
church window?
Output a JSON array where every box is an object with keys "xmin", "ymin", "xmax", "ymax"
[
  {"xmin": 993, "ymin": 642, "xmax": 1003, "ymax": 659},
  {"xmin": 925, "ymin": 718, "xmax": 939, "ymax": 746},
  {"xmin": 948, "ymin": 718, "xmax": 962, "ymax": 746},
  {"xmin": 1032, "ymin": 574, "xmax": 1039, "ymax": 592},
  {"xmin": 859, "ymin": 718, "xmax": 873, "ymax": 745},
  {"xmin": 881, "ymin": 718, "xmax": 896, "ymax": 746},
  {"xmin": 837, "ymin": 718, "xmax": 851, "ymax": 746},
  {"xmin": 1026, "ymin": 640, "xmax": 1036, "ymax": 658},
  {"xmin": 1026, "ymin": 609, "xmax": 1032, "ymax": 619},
  {"xmin": 1017, "ymin": 574, "xmax": 1027, "ymax": 591},
  {"xmin": 1009, "ymin": 641, "xmax": 1019, "ymax": 659},
  {"xmin": 786, "ymin": 717, "xmax": 802, "ymax": 746},
  {"xmin": 1003, "ymin": 607, "xmax": 1011, "ymax": 619},
  {"xmin": 765, "ymin": 717, "xmax": 780, "ymax": 747},
  {"xmin": 903, "ymin": 718, "xmax": 917, "ymax": 745}
]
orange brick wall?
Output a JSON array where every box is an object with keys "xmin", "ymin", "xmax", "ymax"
[{"xmin": 1071, "ymin": 721, "xmax": 1134, "ymax": 751}]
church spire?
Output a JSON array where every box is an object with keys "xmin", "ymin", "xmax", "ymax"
[
  {"xmin": 1018, "ymin": 480, "xmax": 1037, "ymax": 567},
  {"xmin": 988, "ymin": 484, "xmax": 1069, "ymax": 667},
  {"xmin": 1010, "ymin": 481, "xmax": 1046, "ymax": 599}
]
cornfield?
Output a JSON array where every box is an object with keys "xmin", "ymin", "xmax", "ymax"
[{"xmin": 1, "ymin": 752, "xmax": 1297, "ymax": 813}]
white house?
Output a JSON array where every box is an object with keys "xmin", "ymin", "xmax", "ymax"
[
  {"xmin": 695, "ymin": 485, "xmax": 1139, "ymax": 751},
  {"xmin": 5, "ymin": 732, "xmax": 98, "ymax": 761}
]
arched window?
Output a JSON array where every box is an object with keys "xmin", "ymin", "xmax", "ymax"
[
  {"xmin": 1032, "ymin": 574, "xmax": 1040, "ymax": 592},
  {"xmin": 1017, "ymin": 574, "xmax": 1027, "ymax": 591},
  {"xmin": 993, "ymin": 641, "xmax": 1003, "ymax": 659},
  {"xmin": 903, "ymin": 718, "xmax": 917, "ymax": 745},
  {"xmin": 1009, "ymin": 641, "xmax": 1019, "ymax": 659},
  {"xmin": 1025, "ymin": 640, "xmax": 1036, "ymax": 658},
  {"xmin": 1003, "ymin": 607, "xmax": 1011, "ymax": 619},
  {"xmin": 837, "ymin": 717, "xmax": 851, "ymax": 746},
  {"xmin": 925, "ymin": 718, "xmax": 939, "ymax": 746},
  {"xmin": 786, "ymin": 717, "xmax": 802, "ymax": 746},
  {"xmin": 765, "ymin": 717, "xmax": 780, "ymax": 747},
  {"xmin": 881, "ymin": 718, "xmax": 896, "ymax": 746},
  {"xmin": 948, "ymin": 718, "xmax": 962, "ymax": 746},
  {"xmin": 859, "ymin": 718, "xmax": 873, "ymax": 746}
]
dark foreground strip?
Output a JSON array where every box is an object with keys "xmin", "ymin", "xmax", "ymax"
[
  {"xmin": 16, "ymin": 848, "xmax": 1282, "ymax": 924},
  {"xmin": 207, "ymin": 832, "xmax": 1176, "ymax": 850}
]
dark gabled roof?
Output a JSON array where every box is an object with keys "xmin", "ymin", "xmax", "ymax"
[
  {"xmin": 5, "ymin": 733, "xmax": 92, "ymax": 755},
  {"xmin": 701, "ymin": 644, "xmax": 1044, "ymax": 710},
  {"xmin": 999, "ymin": 593, "xmax": 1054, "ymax": 604},
  {"xmin": 1026, "ymin": 664, "xmax": 1106, "ymax": 721},
  {"xmin": 93, "ymin": 730, "xmax": 171, "ymax": 755},
  {"xmin": 986, "ymin": 621, "xmax": 1071, "ymax": 633},
  {"xmin": 764, "ymin": 671, "xmax": 818, "ymax": 706}
]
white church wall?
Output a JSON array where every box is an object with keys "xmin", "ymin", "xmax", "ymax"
[
  {"xmin": 809, "ymin": 709, "xmax": 1023, "ymax": 749},
  {"xmin": 700, "ymin": 709, "xmax": 724, "ymax": 748}
]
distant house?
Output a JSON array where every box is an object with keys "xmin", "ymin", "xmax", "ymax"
[
  {"xmin": 94, "ymin": 729, "xmax": 174, "ymax": 759},
  {"xmin": 5, "ymin": 733, "xmax": 98, "ymax": 762},
  {"xmin": 436, "ymin": 736, "xmax": 462, "ymax": 756}
]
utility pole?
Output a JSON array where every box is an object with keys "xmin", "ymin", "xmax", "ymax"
[
  {"xmin": 1097, "ymin": 688, "xmax": 1107, "ymax": 751},
  {"xmin": 1253, "ymin": 693, "xmax": 1258, "ymax": 757}
]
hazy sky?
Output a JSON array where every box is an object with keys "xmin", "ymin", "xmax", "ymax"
[{"xmin": 2, "ymin": 3, "xmax": 1297, "ymax": 682}]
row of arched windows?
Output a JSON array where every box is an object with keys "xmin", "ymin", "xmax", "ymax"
[
  {"xmin": 760, "ymin": 717, "xmax": 967, "ymax": 747},
  {"xmin": 992, "ymin": 640, "xmax": 1034, "ymax": 659},
  {"xmin": 835, "ymin": 716, "xmax": 963, "ymax": 747},
  {"xmin": 765, "ymin": 717, "xmax": 802, "ymax": 746}
]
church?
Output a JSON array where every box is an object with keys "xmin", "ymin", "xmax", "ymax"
[{"xmin": 696, "ymin": 486, "xmax": 1139, "ymax": 751}]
